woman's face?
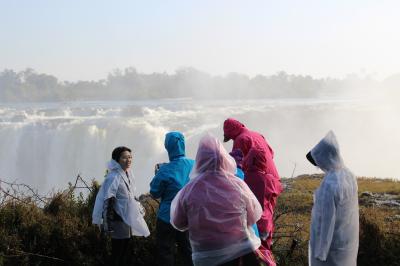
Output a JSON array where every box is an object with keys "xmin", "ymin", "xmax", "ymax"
[{"xmin": 118, "ymin": 151, "xmax": 132, "ymax": 171}]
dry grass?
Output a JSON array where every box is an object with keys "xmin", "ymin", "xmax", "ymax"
[{"xmin": 357, "ymin": 177, "xmax": 400, "ymax": 195}]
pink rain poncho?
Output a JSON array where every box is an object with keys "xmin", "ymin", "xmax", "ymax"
[
  {"xmin": 308, "ymin": 131, "xmax": 359, "ymax": 266},
  {"xmin": 223, "ymin": 118, "xmax": 279, "ymax": 178},
  {"xmin": 170, "ymin": 135, "xmax": 262, "ymax": 266},
  {"xmin": 244, "ymin": 148, "xmax": 283, "ymax": 265}
]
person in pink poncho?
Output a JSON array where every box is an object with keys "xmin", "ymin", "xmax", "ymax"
[
  {"xmin": 170, "ymin": 135, "xmax": 262, "ymax": 266},
  {"xmin": 244, "ymin": 148, "xmax": 283, "ymax": 265}
]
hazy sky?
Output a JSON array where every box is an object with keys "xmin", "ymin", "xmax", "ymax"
[{"xmin": 1, "ymin": 0, "xmax": 399, "ymax": 81}]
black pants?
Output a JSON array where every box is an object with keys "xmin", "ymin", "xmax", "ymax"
[
  {"xmin": 219, "ymin": 252, "xmax": 260, "ymax": 266},
  {"xmin": 156, "ymin": 218, "xmax": 193, "ymax": 266},
  {"xmin": 110, "ymin": 238, "xmax": 130, "ymax": 266}
]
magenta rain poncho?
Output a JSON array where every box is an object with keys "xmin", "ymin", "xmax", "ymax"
[
  {"xmin": 223, "ymin": 118, "xmax": 279, "ymax": 178},
  {"xmin": 244, "ymin": 148, "xmax": 283, "ymax": 266},
  {"xmin": 244, "ymin": 148, "xmax": 283, "ymax": 236},
  {"xmin": 170, "ymin": 135, "xmax": 262, "ymax": 266},
  {"xmin": 309, "ymin": 131, "xmax": 359, "ymax": 266}
]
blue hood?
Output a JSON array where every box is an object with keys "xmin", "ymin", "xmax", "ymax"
[{"xmin": 164, "ymin": 131, "xmax": 186, "ymax": 161}]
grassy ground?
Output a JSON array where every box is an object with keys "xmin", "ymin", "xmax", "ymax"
[{"xmin": 0, "ymin": 175, "xmax": 399, "ymax": 265}]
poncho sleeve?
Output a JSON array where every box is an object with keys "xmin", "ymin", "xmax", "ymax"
[{"xmin": 92, "ymin": 173, "xmax": 120, "ymax": 225}]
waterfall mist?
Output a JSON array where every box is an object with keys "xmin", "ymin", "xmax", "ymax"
[{"xmin": 0, "ymin": 97, "xmax": 398, "ymax": 194}]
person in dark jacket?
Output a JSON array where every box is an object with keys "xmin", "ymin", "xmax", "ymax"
[{"xmin": 150, "ymin": 131, "xmax": 194, "ymax": 266}]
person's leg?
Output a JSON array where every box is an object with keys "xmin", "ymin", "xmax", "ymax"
[
  {"xmin": 265, "ymin": 233, "xmax": 273, "ymax": 250},
  {"xmin": 256, "ymin": 218, "xmax": 276, "ymax": 266},
  {"xmin": 111, "ymin": 238, "xmax": 130, "ymax": 266},
  {"xmin": 110, "ymin": 220, "xmax": 132, "ymax": 266},
  {"xmin": 119, "ymin": 238, "xmax": 131, "ymax": 266},
  {"xmin": 156, "ymin": 219, "xmax": 175, "ymax": 266},
  {"xmin": 176, "ymin": 230, "xmax": 193, "ymax": 266},
  {"xmin": 218, "ymin": 257, "xmax": 240, "ymax": 266},
  {"xmin": 241, "ymin": 252, "xmax": 260, "ymax": 266},
  {"xmin": 267, "ymin": 196, "xmax": 278, "ymax": 250},
  {"xmin": 255, "ymin": 244, "xmax": 276, "ymax": 266}
]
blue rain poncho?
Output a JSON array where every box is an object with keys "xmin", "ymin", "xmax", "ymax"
[
  {"xmin": 309, "ymin": 131, "xmax": 359, "ymax": 266},
  {"xmin": 92, "ymin": 160, "xmax": 150, "ymax": 237},
  {"xmin": 150, "ymin": 131, "xmax": 194, "ymax": 223},
  {"xmin": 235, "ymin": 168, "xmax": 245, "ymax": 180}
]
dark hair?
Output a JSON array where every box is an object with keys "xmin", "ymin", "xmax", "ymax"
[{"xmin": 112, "ymin": 146, "xmax": 132, "ymax": 162}]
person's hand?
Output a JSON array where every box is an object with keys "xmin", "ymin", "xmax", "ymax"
[
  {"xmin": 138, "ymin": 201, "xmax": 145, "ymax": 216},
  {"xmin": 154, "ymin": 163, "xmax": 166, "ymax": 174},
  {"xmin": 259, "ymin": 232, "xmax": 269, "ymax": 241},
  {"xmin": 102, "ymin": 220, "xmax": 114, "ymax": 235},
  {"xmin": 95, "ymin": 224, "xmax": 102, "ymax": 232},
  {"xmin": 134, "ymin": 197, "xmax": 146, "ymax": 216},
  {"xmin": 99, "ymin": 224, "xmax": 107, "ymax": 236}
]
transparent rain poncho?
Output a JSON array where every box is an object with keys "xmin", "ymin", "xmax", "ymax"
[
  {"xmin": 170, "ymin": 135, "xmax": 262, "ymax": 266},
  {"xmin": 309, "ymin": 131, "xmax": 359, "ymax": 266},
  {"xmin": 92, "ymin": 160, "xmax": 150, "ymax": 237}
]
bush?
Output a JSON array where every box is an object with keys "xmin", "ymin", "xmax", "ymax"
[
  {"xmin": 358, "ymin": 208, "xmax": 400, "ymax": 266},
  {"xmin": 0, "ymin": 176, "xmax": 399, "ymax": 265}
]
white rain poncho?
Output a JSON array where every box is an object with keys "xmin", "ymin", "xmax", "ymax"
[
  {"xmin": 170, "ymin": 134, "xmax": 262, "ymax": 266},
  {"xmin": 92, "ymin": 160, "xmax": 150, "ymax": 237},
  {"xmin": 309, "ymin": 131, "xmax": 359, "ymax": 266}
]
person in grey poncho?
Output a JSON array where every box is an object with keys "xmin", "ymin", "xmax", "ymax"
[
  {"xmin": 307, "ymin": 131, "xmax": 359, "ymax": 266},
  {"xmin": 92, "ymin": 146, "xmax": 150, "ymax": 266}
]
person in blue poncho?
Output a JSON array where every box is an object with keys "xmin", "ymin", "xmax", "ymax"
[{"xmin": 150, "ymin": 131, "xmax": 194, "ymax": 266}]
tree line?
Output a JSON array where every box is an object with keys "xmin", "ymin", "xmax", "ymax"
[{"xmin": 0, "ymin": 67, "xmax": 397, "ymax": 102}]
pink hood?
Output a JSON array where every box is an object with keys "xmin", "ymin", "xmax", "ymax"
[{"xmin": 223, "ymin": 118, "xmax": 246, "ymax": 140}]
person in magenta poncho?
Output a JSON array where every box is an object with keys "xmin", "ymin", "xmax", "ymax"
[
  {"xmin": 223, "ymin": 118, "xmax": 282, "ymax": 265},
  {"xmin": 244, "ymin": 148, "xmax": 283, "ymax": 265},
  {"xmin": 223, "ymin": 118, "xmax": 279, "ymax": 177}
]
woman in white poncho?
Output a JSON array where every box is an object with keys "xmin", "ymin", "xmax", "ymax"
[
  {"xmin": 307, "ymin": 131, "xmax": 359, "ymax": 266},
  {"xmin": 92, "ymin": 146, "xmax": 150, "ymax": 266},
  {"xmin": 170, "ymin": 134, "xmax": 262, "ymax": 266}
]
